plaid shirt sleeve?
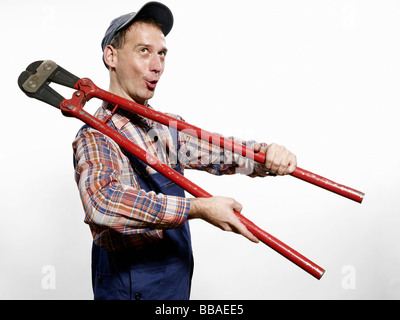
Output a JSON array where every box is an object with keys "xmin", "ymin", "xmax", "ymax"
[
  {"xmin": 73, "ymin": 126, "xmax": 190, "ymax": 251},
  {"xmin": 174, "ymin": 120, "xmax": 270, "ymax": 178}
]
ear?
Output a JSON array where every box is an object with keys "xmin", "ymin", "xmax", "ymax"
[{"xmin": 103, "ymin": 45, "xmax": 118, "ymax": 69}]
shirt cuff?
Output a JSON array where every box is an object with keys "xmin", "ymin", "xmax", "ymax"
[{"xmin": 158, "ymin": 194, "xmax": 190, "ymax": 229}]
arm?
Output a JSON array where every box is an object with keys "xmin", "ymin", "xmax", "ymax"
[
  {"xmin": 73, "ymin": 128, "xmax": 190, "ymax": 239},
  {"xmin": 183, "ymin": 143, "xmax": 296, "ymax": 243},
  {"xmin": 174, "ymin": 125, "xmax": 296, "ymax": 243},
  {"xmin": 178, "ymin": 131, "xmax": 297, "ymax": 177}
]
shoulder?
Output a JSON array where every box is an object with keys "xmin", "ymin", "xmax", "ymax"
[
  {"xmin": 165, "ymin": 112, "xmax": 186, "ymax": 123},
  {"xmin": 73, "ymin": 124, "xmax": 119, "ymax": 154}
]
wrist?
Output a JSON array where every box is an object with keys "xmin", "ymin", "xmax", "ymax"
[{"xmin": 188, "ymin": 198, "xmax": 208, "ymax": 220}]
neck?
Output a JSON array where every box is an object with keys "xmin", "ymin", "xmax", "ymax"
[
  {"xmin": 108, "ymin": 73, "xmax": 148, "ymax": 107},
  {"xmin": 109, "ymin": 86, "xmax": 148, "ymax": 108}
]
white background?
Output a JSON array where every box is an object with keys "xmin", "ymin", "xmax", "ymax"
[{"xmin": 1, "ymin": 0, "xmax": 399, "ymax": 299}]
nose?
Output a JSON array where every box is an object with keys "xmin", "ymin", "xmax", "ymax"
[{"xmin": 149, "ymin": 53, "xmax": 163, "ymax": 75}]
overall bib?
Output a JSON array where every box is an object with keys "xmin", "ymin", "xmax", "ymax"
[{"xmin": 88, "ymin": 125, "xmax": 194, "ymax": 300}]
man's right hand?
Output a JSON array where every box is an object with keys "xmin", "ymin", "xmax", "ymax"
[{"xmin": 188, "ymin": 197, "xmax": 259, "ymax": 243}]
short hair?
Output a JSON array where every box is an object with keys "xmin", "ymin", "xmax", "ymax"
[{"xmin": 109, "ymin": 16, "xmax": 164, "ymax": 50}]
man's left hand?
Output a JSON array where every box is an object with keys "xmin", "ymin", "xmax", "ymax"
[{"xmin": 254, "ymin": 143, "xmax": 297, "ymax": 176}]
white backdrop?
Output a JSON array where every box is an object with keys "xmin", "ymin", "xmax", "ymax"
[{"xmin": 1, "ymin": 0, "xmax": 399, "ymax": 300}]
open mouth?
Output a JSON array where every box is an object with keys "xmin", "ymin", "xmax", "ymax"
[{"xmin": 146, "ymin": 80, "xmax": 158, "ymax": 90}]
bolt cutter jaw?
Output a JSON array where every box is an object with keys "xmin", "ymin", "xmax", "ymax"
[{"xmin": 18, "ymin": 60, "xmax": 80, "ymax": 109}]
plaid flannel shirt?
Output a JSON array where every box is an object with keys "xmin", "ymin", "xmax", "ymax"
[{"xmin": 73, "ymin": 103, "xmax": 269, "ymax": 251}]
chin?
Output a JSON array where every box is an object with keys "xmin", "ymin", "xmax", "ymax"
[
  {"xmin": 134, "ymin": 92, "xmax": 155, "ymax": 106},
  {"xmin": 144, "ymin": 91, "xmax": 156, "ymax": 101}
]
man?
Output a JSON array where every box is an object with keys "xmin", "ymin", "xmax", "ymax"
[{"xmin": 73, "ymin": 2, "xmax": 297, "ymax": 300}]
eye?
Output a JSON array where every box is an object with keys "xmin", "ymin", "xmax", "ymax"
[
  {"xmin": 140, "ymin": 47, "xmax": 149, "ymax": 54},
  {"xmin": 158, "ymin": 51, "xmax": 167, "ymax": 59}
]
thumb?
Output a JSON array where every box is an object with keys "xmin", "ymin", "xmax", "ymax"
[
  {"xmin": 231, "ymin": 200, "xmax": 243, "ymax": 214},
  {"xmin": 253, "ymin": 142, "xmax": 261, "ymax": 153}
]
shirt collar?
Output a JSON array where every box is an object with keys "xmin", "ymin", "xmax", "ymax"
[{"xmin": 101, "ymin": 101, "xmax": 155, "ymax": 131}]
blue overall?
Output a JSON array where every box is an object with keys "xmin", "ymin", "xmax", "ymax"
[{"xmin": 89, "ymin": 126, "xmax": 193, "ymax": 300}]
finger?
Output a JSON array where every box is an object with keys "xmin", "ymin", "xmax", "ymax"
[
  {"xmin": 290, "ymin": 154, "xmax": 298, "ymax": 171},
  {"xmin": 231, "ymin": 214, "xmax": 259, "ymax": 243},
  {"xmin": 277, "ymin": 151, "xmax": 290, "ymax": 175},
  {"xmin": 243, "ymin": 227, "xmax": 259, "ymax": 243},
  {"xmin": 283, "ymin": 154, "xmax": 297, "ymax": 175},
  {"xmin": 277, "ymin": 161, "xmax": 288, "ymax": 175},
  {"xmin": 253, "ymin": 142, "xmax": 261, "ymax": 153},
  {"xmin": 269, "ymin": 147, "xmax": 284, "ymax": 174},
  {"xmin": 265, "ymin": 144, "xmax": 276, "ymax": 171},
  {"xmin": 286, "ymin": 161, "xmax": 297, "ymax": 175}
]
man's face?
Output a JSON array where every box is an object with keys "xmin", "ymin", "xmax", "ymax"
[{"xmin": 111, "ymin": 22, "xmax": 167, "ymax": 105}]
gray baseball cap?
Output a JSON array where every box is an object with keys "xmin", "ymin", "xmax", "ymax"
[{"xmin": 101, "ymin": 1, "xmax": 174, "ymax": 52}]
